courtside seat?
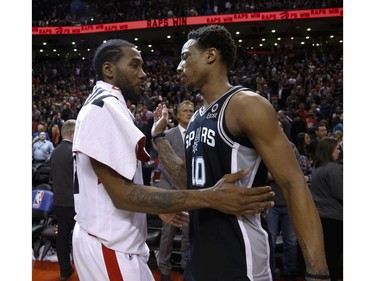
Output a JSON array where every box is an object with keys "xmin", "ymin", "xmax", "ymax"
[
  {"xmin": 33, "ymin": 166, "xmax": 52, "ymax": 186},
  {"xmin": 32, "ymin": 189, "xmax": 54, "ymax": 259}
]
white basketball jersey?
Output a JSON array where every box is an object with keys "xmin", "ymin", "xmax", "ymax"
[{"xmin": 73, "ymin": 81, "xmax": 149, "ymax": 255}]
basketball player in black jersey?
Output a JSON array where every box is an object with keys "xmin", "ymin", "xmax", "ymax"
[{"xmin": 152, "ymin": 25, "xmax": 330, "ymax": 281}]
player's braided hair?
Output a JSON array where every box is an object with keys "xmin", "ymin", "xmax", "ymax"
[
  {"xmin": 93, "ymin": 39, "xmax": 135, "ymax": 80},
  {"xmin": 187, "ymin": 25, "xmax": 237, "ymax": 69}
]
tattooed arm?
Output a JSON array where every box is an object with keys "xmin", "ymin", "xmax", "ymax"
[
  {"xmin": 152, "ymin": 103, "xmax": 187, "ymax": 189},
  {"xmin": 153, "ymin": 137, "xmax": 187, "ymax": 190},
  {"xmin": 90, "ymin": 158, "xmax": 275, "ymax": 215}
]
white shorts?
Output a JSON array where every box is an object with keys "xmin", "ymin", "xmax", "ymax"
[{"xmin": 72, "ymin": 223, "xmax": 155, "ymax": 281}]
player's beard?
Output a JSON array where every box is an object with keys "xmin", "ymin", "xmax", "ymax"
[
  {"xmin": 126, "ymin": 88, "xmax": 141, "ymax": 103},
  {"xmin": 120, "ymin": 83, "xmax": 141, "ymax": 103}
]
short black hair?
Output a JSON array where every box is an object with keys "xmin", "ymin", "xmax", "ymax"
[
  {"xmin": 187, "ymin": 25, "xmax": 237, "ymax": 68},
  {"xmin": 93, "ymin": 39, "xmax": 135, "ymax": 80}
]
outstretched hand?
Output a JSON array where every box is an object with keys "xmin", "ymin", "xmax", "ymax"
[
  {"xmin": 159, "ymin": 211, "xmax": 189, "ymax": 228},
  {"xmin": 151, "ymin": 103, "xmax": 169, "ymax": 137},
  {"xmin": 208, "ymin": 168, "xmax": 275, "ymax": 215}
]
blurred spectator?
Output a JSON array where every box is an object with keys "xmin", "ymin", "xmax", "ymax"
[
  {"xmin": 305, "ymin": 109, "xmax": 319, "ymax": 131},
  {"xmin": 32, "ymin": 123, "xmax": 51, "ymax": 143},
  {"xmin": 295, "ymin": 132, "xmax": 312, "ymax": 160},
  {"xmin": 277, "ymin": 110, "xmax": 292, "ymax": 140},
  {"xmin": 331, "ymin": 105, "xmax": 343, "ymax": 122},
  {"xmin": 294, "ymin": 102, "xmax": 308, "ymax": 121},
  {"xmin": 318, "ymin": 96, "xmax": 333, "ymax": 121},
  {"xmin": 285, "ymin": 90, "xmax": 300, "ymax": 114},
  {"xmin": 290, "ymin": 113, "xmax": 306, "ymax": 145},
  {"xmin": 49, "ymin": 112, "xmax": 65, "ymax": 146},
  {"xmin": 50, "ymin": 119, "xmax": 76, "ymax": 280},
  {"xmin": 134, "ymin": 112, "xmax": 147, "ymax": 135},
  {"xmin": 331, "ymin": 115, "xmax": 343, "ymax": 134},
  {"xmin": 310, "ymin": 137, "xmax": 343, "ymax": 281},
  {"xmin": 32, "ymin": 132, "xmax": 55, "ymax": 169},
  {"xmin": 308, "ymin": 121, "xmax": 328, "ymax": 159},
  {"xmin": 61, "ymin": 102, "xmax": 74, "ymax": 121},
  {"xmin": 334, "ymin": 130, "xmax": 343, "ymax": 165}
]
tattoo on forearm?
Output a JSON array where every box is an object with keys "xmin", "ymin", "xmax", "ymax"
[
  {"xmin": 127, "ymin": 188, "xmax": 188, "ymax": 210},
  {"xmin": 156, "ymin": 139, "xmax": 187, "ymax": 189}
]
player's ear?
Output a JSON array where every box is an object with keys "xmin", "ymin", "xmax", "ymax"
[
  {"xmin": 206, "ymin": 48, "xmax": 217, "ymax": 64},
  {"xmin": 102, "ymin": 62, "xmax": 114, "ymax": 79}
]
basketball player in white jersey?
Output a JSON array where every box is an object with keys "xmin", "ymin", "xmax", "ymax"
[
  {"xmin": 152, "ymin": 25, "xmax": 330, "ymax": 281},
  {"xmin": 72, "ymin": 39, "xmax": 276, "ymax": 281}
]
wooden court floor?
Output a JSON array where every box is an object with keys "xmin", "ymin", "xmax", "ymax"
[{"xmin": 32, "ymin": 260, "xmax": 184, "ymax": 281}]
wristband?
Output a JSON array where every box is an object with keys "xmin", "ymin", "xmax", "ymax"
[
  {"xmin": 152, "ymin": 132, "xmax": 166, "ymax": 142},
  {"xmin": 305, "ymin": 272, "xmax": 330, "ymax": 280}
]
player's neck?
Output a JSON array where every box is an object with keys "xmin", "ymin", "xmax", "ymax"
[{"xmin": 201, "ymin": 82, "xmax": 232, "ymax": 105}]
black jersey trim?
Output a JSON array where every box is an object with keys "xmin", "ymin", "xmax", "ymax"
[
  {"xmin": 198, "ymin": 86, "xmax": 248, "ymax": 116},
  {"xmin": 217, "ymin": 86, "xmax": 249, "ymax": 147},
  {"xmin": 83, "ymin": 87, "xmax": 106, "ymax": 106}
]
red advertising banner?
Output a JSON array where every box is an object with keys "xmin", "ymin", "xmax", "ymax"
[{"xmin": 32, "ymin": 8, "xmax": 343, "ymax": 36}]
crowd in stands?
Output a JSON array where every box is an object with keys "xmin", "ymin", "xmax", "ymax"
[
  {"xmin": 32, "ymin": 41, "xmax": 343, "ymax": 162},
  {"xmin": 32, "ymin": 0, "xmax": 343, "ymax": 27}
]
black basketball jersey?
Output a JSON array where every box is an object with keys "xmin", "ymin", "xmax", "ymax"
[{"xmin": 184, "ymin": 86, "xmax": 272, "ymax": 281}]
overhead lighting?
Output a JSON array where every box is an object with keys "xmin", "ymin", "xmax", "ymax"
[
  {"xmin": 306, "ymin": 36, "xmax": 310, "ymax": 39},
  {"xmin": 72, "ymin": 42, "xmax": 76, "ymax": 45},
  {"xmin": 43, "ymin": 42, "xmax": 47, "ymax": 46},
  {"xmin": 167, "ymin": 35, "xmax": 171, "ymax": 39},
  {"xmin": 271, "ymin": 30, "xmax": 276, "ymax": 33},
  {"xmin": 148, "ymin": 44, "xmax": 152, "ymax": 48},
  {"xmin": 259, "ymin": 43, "xmax": 263, "ymax": 47},
  {"xmin": 277, "ymin": 38, "xmax": 281, "ymax": 41},
  {"xmin": 238, "ymin": 39, "xmax": 242, "ymax": 43},
  {"xmin": 39, "ymin": 49, "xmax": 43, "ymax": 52},
  {"xmin": 134, "ymin": 38, "xmax": 139, "ymax": 41},
  {"xmin": 330, "ymin": 35, "xmax": 334, "ymax": 38},
  {"xmin": 236, "ymin": 31, "xmax": 240, "ymax": 35},
  {"xmin": 307, "ymin": 28, "xmax": 311, "ymax": 31},
  {"xmin": 262, "ymin": 38, "xmax": 265, "ymax": 41}
]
